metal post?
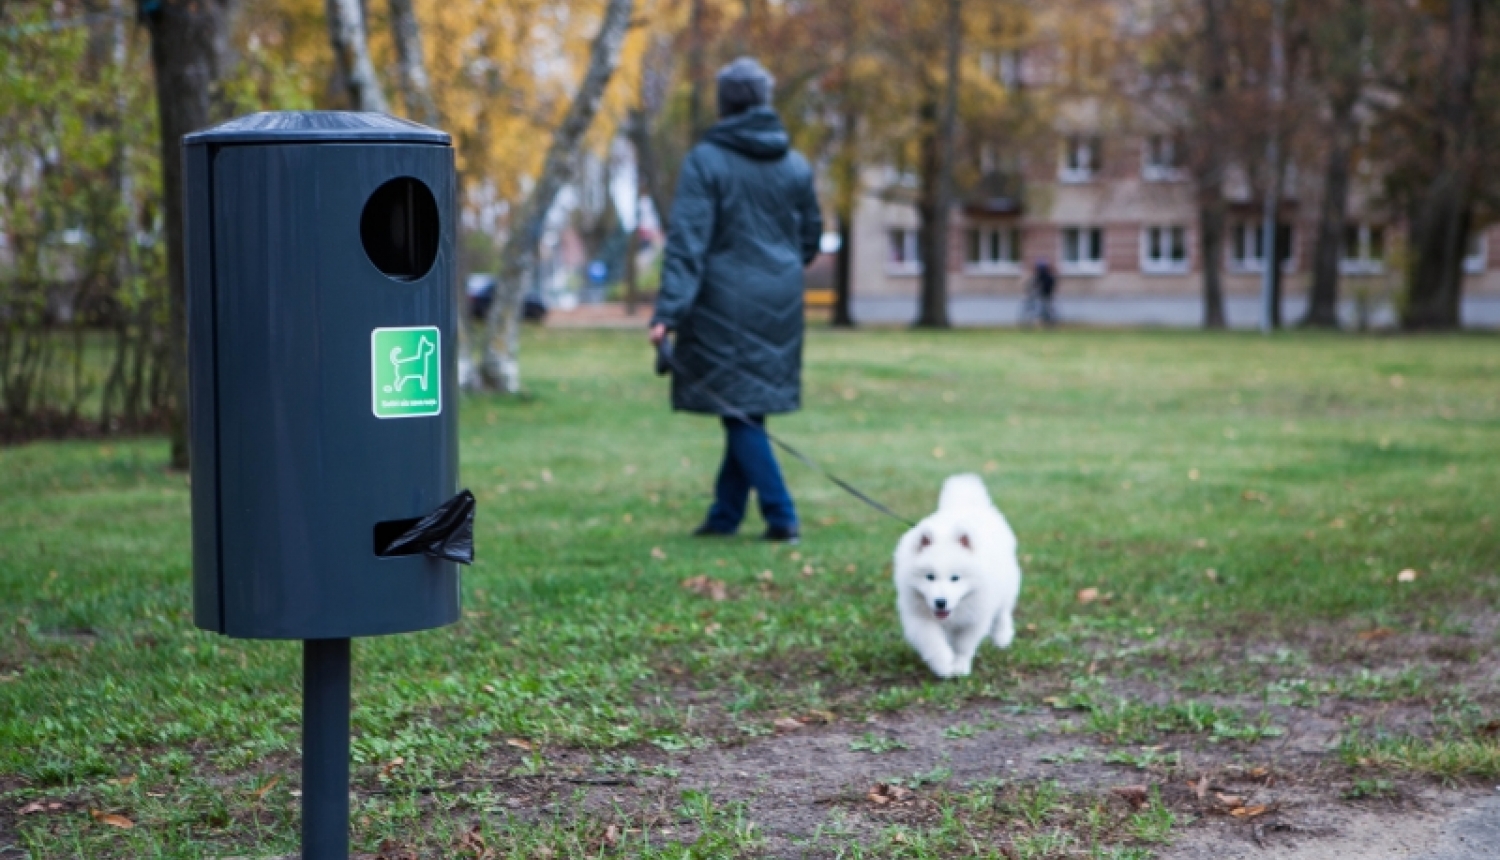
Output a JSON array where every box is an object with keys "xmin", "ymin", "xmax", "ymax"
[{"xmin": 303, "ymin": 638, "xmax": 351, "ymax": 860}]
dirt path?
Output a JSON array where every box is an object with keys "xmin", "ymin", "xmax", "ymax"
[{"xmin": 572, "ymin": 700, "xmax": 1499, "ymax": 858}]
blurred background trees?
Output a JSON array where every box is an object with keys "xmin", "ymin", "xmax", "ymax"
[{"xmin": 2, "ymin": 0, "xmax": 1498, "ymax": 445}]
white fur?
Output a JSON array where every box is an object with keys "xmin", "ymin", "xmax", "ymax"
[{"xmin": 892, "ymin": 474, "xmax": 1022, "ymax": 678}]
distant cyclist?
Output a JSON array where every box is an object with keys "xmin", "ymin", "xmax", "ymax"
[{"xmin": 1020, "ymin": 258, "xmax": 1057, "ymax": 327}]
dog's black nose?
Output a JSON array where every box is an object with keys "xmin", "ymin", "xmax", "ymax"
[{"xmin": 934, "ymin": 598, "xmax": 947, "ymax": 610}]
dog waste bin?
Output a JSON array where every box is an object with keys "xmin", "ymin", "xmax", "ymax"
[{"xmin": 182, "ymin": 111, "xmax": 475, "ymax": 860}]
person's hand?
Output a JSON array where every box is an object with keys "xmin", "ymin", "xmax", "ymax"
[{"xmin": 649, "ymin": 323, "xmax": 667, "ymax": 346}]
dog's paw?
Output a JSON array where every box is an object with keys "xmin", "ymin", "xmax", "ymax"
[{"xmin": 993, "ymin": 630, "xmax": 1015, "ymax": 649}]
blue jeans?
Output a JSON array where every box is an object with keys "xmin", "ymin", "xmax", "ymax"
[{"xmin": 704, "ymin": 415, "xmax": 797, "ymax": 533}]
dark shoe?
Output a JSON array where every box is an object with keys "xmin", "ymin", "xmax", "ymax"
[
  {"xmin": 761, "ymin": 525, "xmax": 800, "ymax": 544},
  {"xmin": 693, "ymin": 523, "xmax": 735, "ymax": 537}
]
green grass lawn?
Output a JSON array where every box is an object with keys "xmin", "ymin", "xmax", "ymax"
[{"xmin": 1, "ymin": 328, "xmax": 1497, "ymax": 858}]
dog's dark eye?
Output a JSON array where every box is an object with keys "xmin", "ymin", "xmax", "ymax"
[
  {"xmin": 950, "ymin": 575, "xmax": 959, "ymax": 582},
  {"xmin": 925, "ymin": 574, "xmax": 935, "ymax": 581}
]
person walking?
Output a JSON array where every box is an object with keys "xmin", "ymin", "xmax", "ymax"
[
  {"xmin": 649, "ymin": 57, "xmax": 823, "ymax": 543},
  {"xmin": 1022, "ymin": 258, "xmax": 1057, "ymax": 327}
]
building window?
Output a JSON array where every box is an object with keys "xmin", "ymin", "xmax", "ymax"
[
  {"xmin": 1340, "ymin": 224, "xmax": 1386, "ymax": 275},
  {"xmin": 979, "ymin": 50, "xmax": 1023, "ymax": 89},
  {"xmin": 966, "ymin": 226, "xmax": 1022, "ymax": 272},
  {"xmin": 1228, "ymin": 222, "xmax": 1294, "ymax": 272},
  {"xmin": 1060, "ymin": 136, "xmax": 1101, "ymax": 183},
  {"xmin": 887, "ymin": 228, "xmax": 922, "ymax": 273},
  {"xmin": 1141, "ymin": 226, "xmax": 1189, "ymax": 273},
  {"xmin": 1464, "ymin": 231, "xmax": 1487, "ymax": 274},
  {"xmin": 1142, "ymin": 135, "xmax": 1186, "ymax": 182},
  {"xmin": 1060, "ymin": 227, "xmax": 1105, "ymax": 275}
]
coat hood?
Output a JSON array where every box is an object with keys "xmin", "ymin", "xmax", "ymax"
[{"xmin": 703, "ymin": 107, "xmax": 790, "ymax": 160}]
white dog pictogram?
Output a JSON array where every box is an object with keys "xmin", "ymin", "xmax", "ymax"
[{"xmin": 385, "ymin": 336, "xmax": 435, "ymax": 394}]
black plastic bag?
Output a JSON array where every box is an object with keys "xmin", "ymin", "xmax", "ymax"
[{"xmin": 375, "ymin": 489, "xmax": 476, "ymax": 564}]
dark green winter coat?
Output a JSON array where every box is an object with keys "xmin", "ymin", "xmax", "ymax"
[{"xmin": 651, "ymin": 107, "xmax": 823, "ymax": 416}]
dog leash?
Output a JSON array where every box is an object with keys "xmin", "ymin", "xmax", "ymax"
[{"xmin": 657, "ymin": 340, "xmax": 917, "ymax": 528}]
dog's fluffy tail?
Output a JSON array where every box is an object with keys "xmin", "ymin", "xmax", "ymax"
[{"xmin": 938, "ymin": 473, "xmax": 993, "ymax": 510}]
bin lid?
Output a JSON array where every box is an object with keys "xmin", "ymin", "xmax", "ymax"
[{"xmin": 184, "ymin": 111, "xmax": 451, "ymax": 146}]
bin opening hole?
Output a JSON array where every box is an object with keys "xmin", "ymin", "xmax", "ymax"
[
  {"xmin": 360, "ymin": 177, "xmax": 439, "ymax": 281},
  {"xmin": 374, "ymin": 516, "xmax": 425, "ymax": 557}
]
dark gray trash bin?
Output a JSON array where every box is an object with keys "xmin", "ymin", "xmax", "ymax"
[
  {"xmin": 184, "ymin": 111, "xmax": 463, "ymax": 641},
  {"xmin": 183, "ymin": 111, "xmax": 473, "ymax": 859}
]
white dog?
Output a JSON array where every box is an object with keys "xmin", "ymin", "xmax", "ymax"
[{"xmin": 893, "ymin": 474, "xmax": 1022, "ymax": 678}]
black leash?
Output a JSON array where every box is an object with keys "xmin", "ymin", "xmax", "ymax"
[{"xmin": 657, "ymin": 340, "xmax": 916, "ymax": 528}]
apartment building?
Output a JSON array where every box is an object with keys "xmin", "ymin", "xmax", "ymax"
[{"xmin": 849, "ymin": 21, "xmax": 1500, "ymax": 309}]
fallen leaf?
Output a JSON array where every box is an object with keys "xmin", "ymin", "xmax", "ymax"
[
  {"xmin": 1230, "ymin": 804, "xmax": 1272, "ymax": 819},
  {"xmin": 89, "ymin": 809, "xmax": 134, "ymax": 829},
  {"xmin": 377, "ymin": 838, "xmax": 418, "ymax": 860},
  {"xmin": 773, "ymin": 717, "xmax": 804, "ymax": 734},
  {"xmin": 539, "ymin": 469, "xmax": 553, "ymax": 483},
  {"xmin": 1476, "ymin": 720, "xmax": 1500, "ymax": 738},
  {"xmin": 506, "ymin": 738, "xmax": 533, "ymax": 752},
  {"xmin": 1389, "ymin": 374, "xmax": 1405, "ymax": 388},
  {"xmin": 1188, "ymin": 468, "xmax": 1201, "ymax": 481},
  {"xmin": 1357, "ymin": 627, "xmax": 1394, "ymax": 642},
  {"xmin": 790, "ymin": 551, "xmax": 803, "ymax": 561},
  {"xmin": 602, "ymin": 824, "xmax": 620, "ymax": 847},
  {"xmin": 933, "ymin": 446, "xmax": 945, "ymax": 458},
  {"xmin": 108, "ymin": 775, "xmax": 137, "ymax": 787},
  {"xmin": 1204, "ymin": 568, "xmax": 1219, "ymax": 582},
  {"xmin": 379, "ymin": 757, "xmax": 405, "ymax": 778},
  {"xmin": 252, "ymin": 775, "xmax": 280, "ymax": 800},
  {"xmin": 456, "ymin": 824, "xmax": 492, "ymax": 859},
  {"xmin": 1215, "ymin": 793, "xmax": 1245, "ymax": 808},
  {"xmin": 18, "ymin": 801, "xmax": 51, "ymax": 815},
  {"xmin": 1112, "ymin": 785, "xmax": 1149, "ymax": 808},
  {"xmin": 1076, "ymin": 587, "xmax": 1100, "ymax": 604},
  {"xmin": 757, "ymin": 569, "xmax": 774, "ymax": 583},
  {"xmin": 983, "ymin": 460, "xmax": 998, "ymax": 473},
  {"xmin": 703, "ymin": 622, "xmax": 721, "ymax": 635},
  {"xmin": 1397, "ymin": 569, "xmax": 1418, "ymax": 583},
  {"xmin": 483, "ymin": 684, "xmax": 496, "ymax": 693},
  {"xmin": 650, "ymin": 547, "xmax": 666, "ymax": 560},
  {"xmin": 1248, "ymin": 766, "xmax": 1270, "ymax": 778},
  {"xmin": 802, "ymin": 709, "xmax": 837, "ymax": 725},
  {"xmin": 681, "ymin": 575, "xmax": 728, "ymax": 601},
  {"xmin": 867, "ymin": 783, "xmax": 913, "ymax": 805},
  {"xmin": 1194, "ymin": 775, "xmax": 1209, "ymax": 800},
  {"xmin": 801, "ymin": 564, "xmax": 814, "ymax": 577}
]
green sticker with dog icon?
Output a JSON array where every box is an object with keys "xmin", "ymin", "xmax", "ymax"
[{"xmin": 372, "ymin": 326, "xmax": 441, "ymax": 419}]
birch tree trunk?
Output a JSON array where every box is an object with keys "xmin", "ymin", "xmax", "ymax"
[
  {"xmin": 467, "ymin": 0, "xmax": 635, "ymax": 393},
  {"xmin": 388, "ymin": 0, "xmax": 440, "ymax": 126},
  {"xmin": 143, "ymin": 0, "xmax": 241, "ymax": 469},
  {"xmin": 326, "ymin": 0, "xmax": 388, "ymax": 113}
]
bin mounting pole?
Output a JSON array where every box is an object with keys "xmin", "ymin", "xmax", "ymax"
[{"xmin": 303, "ymin": 638, "xmax": 351, "ymax": 859}]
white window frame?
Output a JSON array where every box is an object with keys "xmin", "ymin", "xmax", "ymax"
[
  {"xmin": 1227, "ymin": 222, "xmax": 1296, "ymax": 273},
  {"xmin": 1141, "ymin": 135, "xmax": 1187, "ymax": 183},
  {"xmin": 965, "ymin": 226, "xmax": 1022, "ymax": 274},
  {"xmin": 1140, "ymin": 225, "xmax": 1189, "ymax": 274},
  {"xmin": 886, "ymin": 227, "xmax": 923, "ymax": 275},
  {"xmin": 1059, "ymin": 136, "xmax": 1101, "ymax": 183},
  {"xmin": 1464, "ymin": 232, "xmax": 1487, "ymax": 274},
  {"xmin": 1060, "ymin": 226, "xmax": 1106, "ymax": 275},
  {"xmin": 1339, "ymin": 224, "xmax": 1386, "ymax": 275}
]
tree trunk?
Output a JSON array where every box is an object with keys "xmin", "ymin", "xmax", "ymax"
[
  {"xmin": 686, "ymin": 0, "xmax": 708, "ymax": 140},
  {"xmin": 327, "ymin": 0, "xmax": 388, "ymax": 112},
  {"xmin": 1402, "ymin": 0, "xmax": 1479, "ymax": 330},
  {"xmin": 388, "ymin": 0, "xmax": 439, "ymax": 126},
  {"xmin": 468, "ymin": 0, "xmax": 635, "ymax": 392},
  {"xmin": 1305, "ymin": 101, "xmax": 1355, "ymax": 328},
  {"xmin": 916, "ymin": 0, "xmax": 961, "ymax": 329},
  {"xmin": 144, "ymin": 0, "xmax": 240, "ymax": 470},
  {"xmin": 831, "ymin": 110, "xmax": 859, "ymax": 328},
  {"xmin": 1258, "ymin": 0, "xmax": 1286, "ymax": 332},
  {"xmin": 1195, "ymin": 0, "xmax": 1228, "ymax": 329}
]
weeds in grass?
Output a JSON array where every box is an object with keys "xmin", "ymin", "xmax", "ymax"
[{"xmin": 851, "ymin": 732, "xmax": 911, "ymax": 754}]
